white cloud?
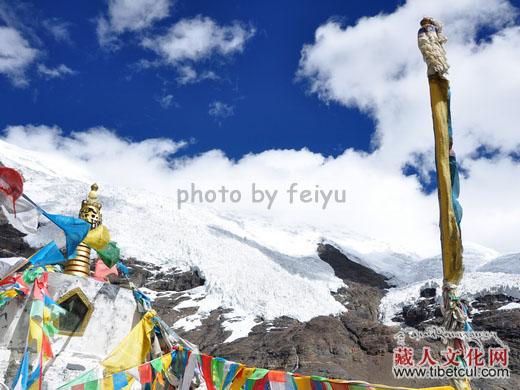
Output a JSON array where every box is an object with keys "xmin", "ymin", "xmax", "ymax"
[
  {"xmin": 97, "ymin": 0, "xmax": 171, "ymax": 48},
  {"xmin": 294, "ymin": 0, "xmax": 520, "ymax": 252},
  {"xmin": 296, "ymin": 0, "xmax": 519, "ymax": 169},
  {"xmin": 2, "ymin": 119, "xmax": 519, "ymax": 257},
  {"xmin": 1, "ymin": 125, "xmax": 187, "ymax": 188},
  {"xmin": 156, "ymin": 93, "xmax": 175, "ymax": 109},
  {"xmin": 43, "ymin": 18, "xmax": 72, "ymax": 44},
  {"xmin": 0, "ymin": 26, "xmax": 38, "ymax": 86},
  {"xmin": 37, "ymin": 63, "xmax": 76, "ymax": 79},
  {"xmin": 0, "ymin": 124, "xmax": 440, "ymax": 257},
  {"xmin": 176, "ymin": 65, "xmax": 217, "ymax": 85},
  {"xmin": 208, "ymin": 101, "xmax": 234, "ymax": 119},
  {"xmin": 142, "ymin": 16, "xmax": 254, "ymax": 83},
  {"xmin": 143, "ymin": 16, "xmax": 254, "ymax": 63}
]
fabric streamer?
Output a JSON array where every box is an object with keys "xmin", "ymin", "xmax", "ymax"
[
  {"xmin": 11, "ymin": 271, "xmax": 66, "ymax": 389},
  {"xmin": 101, "ymin": 310, "xmax": 156, "ymax": 374},
  {"xmin": 28, "ymin": 241, "xmax": 65, "ymax": 267},
  {"xmin": 0, "ymin": 193, "xmax": 39, "ymax": 234},
  {"xmin": 61, "ymin": 337, "xmax": 456, "ymax": 390},
  {"xmin": 0, "ymin": 167, "xmax": 23, "ymax": 213},
  {"xmin": 96, "ymin": 242, "xmax": 121, "ymax": 268},
  {"xmin": 92, "ymin": 259, "xmax": 119, "ymax": 282},
  {"xmin": 0, "ymin": 166, "xmax": 39, "ymax": 234},
  {"xmin": 427, "ymin": 78, "xmax": 463, "ymax": 286},
  {"xmin": 40, "ymin": 210, "xmax": 90, "ymax": 259},
  {"xmin": 420, "ymin": 17, "xmax": 471, "ymax": 390},
  {"xmin": 83, "ymin": 225, "xmax": 111, "ymax": 251}
]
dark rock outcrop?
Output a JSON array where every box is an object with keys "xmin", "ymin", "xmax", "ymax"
[
  {"xmin": 0, "ymin": 223, "xmax": 34, "ymax": 258},
  {"xmin": 112, "ymin": 257, "xmax": 205, "ymax": 292},
  {"xmin": 317, "ymin": 243, "xmax": 390, "ymax": 289}
]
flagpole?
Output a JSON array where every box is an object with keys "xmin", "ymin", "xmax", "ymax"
[{"xmin": 418, "ymin": 17, "xmax": 471, "ymax": 390}]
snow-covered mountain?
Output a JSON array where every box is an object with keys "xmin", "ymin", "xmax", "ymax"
[{"xmin": 1, "ymin": 139, "xmax": 519, "ymax": 342}]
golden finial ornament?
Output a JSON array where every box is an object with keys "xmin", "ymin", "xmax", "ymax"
[{"xmin": 64, "ymin": 184, "xmax": 103, "ymax": 277}]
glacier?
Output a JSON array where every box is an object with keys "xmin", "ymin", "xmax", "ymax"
[{"xmin": 1, "ymin": 139, "xmax": 519, "ymax": 341}]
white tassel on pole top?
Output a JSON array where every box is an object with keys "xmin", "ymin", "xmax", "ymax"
[{"xmin": 418, "ymin": 17, "xmax": 449, "ymax": 79}]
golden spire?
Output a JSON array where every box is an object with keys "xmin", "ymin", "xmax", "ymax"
[
  {"xmin": 64, "ymin": 184, "xmax": 102, "ymax": 277},
  {"xmin": 79, "ymin": 183, "xmax": 103, "ymax": 228}
]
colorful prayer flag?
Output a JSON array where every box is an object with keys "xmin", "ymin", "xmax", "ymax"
[{"xmin": 40, "ymin": 210, "xmax": 90, "ymax": 259}]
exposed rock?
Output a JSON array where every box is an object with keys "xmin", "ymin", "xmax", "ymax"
[
  {"xmin": 472, "ymin": 294, "xmax": 518, "ymax": 312},
  {"xmin": 473, "ymin": 309, "xmax": 520, "ymax": 373},
  {"xmin": 168, "ymin": 244, "xmax": 449, "ymax": 387},
  {"xmin": 0, "ymin": 223, "xmax": 34, "ymax": 258},
  {"xmin": 112, "ymin": 257, "xmax": 205, "ymax": 293},
  {"xmin": 317, "ymin": 243, "xmax": 390, "ymax": 289},
  {"xmin": 145, "ymin": 269, "xmax": 205, "ymax": 292},
  {"xmin": 420, "ymin": 287, "xmax": 436, "ymax": 298}
]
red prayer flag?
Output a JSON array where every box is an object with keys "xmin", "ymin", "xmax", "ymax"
[
  {"xmin": 139, "ymin": 362, "xmax": 153, "ymax": 384},
  {"xmin": 0, "ymin": 167, "xmax": 24, "ymax": 213},
  {"xmin": 329, "ymin": 382, "xmax": 349, "ymax": 390},
  {"xmin": 252, "ymin": 376, "xmax": 268, "ymax": 390},
  {"xmin": 267, "ymin": 371, "xmax": 286, "ymax": 383},
  {"xmin": 201, "ymin": 354, "xmax": 215, "ymax": 390},
  {"xmin": 41, "ymin": 334, "xmax": 54, "ymax": 359}
]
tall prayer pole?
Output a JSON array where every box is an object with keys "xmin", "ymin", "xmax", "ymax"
[{"xmin": 418, "ymin": 17, "xmax": 471, "ymax": 390}]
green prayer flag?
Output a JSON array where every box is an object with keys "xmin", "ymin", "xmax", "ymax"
[
  {"xmin": 249, "ymin": 368, "xmax": 268, "ymax": 380},
  {"xmin": 56, "ymin": 369, "xmax": 98, "ymax": 389},
  {"xmin": 84, "ymin": 379, "xmax": 100, "ymax": 390},
  {"xmin": 97, "ymin": 241, "xmax": 120, "ymax": 268},
  {"xmin": 211, "ymin": 358, "xmax": 226, "ymax": 390},
  {"xmin": 151, "ymin": 357, "xmax": 163, "ymax": 373}
]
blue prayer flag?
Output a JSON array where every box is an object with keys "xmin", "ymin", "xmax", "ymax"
[
  {"xmin": 40, "ymin": 210, "xmax": 90, "ymax": 258},
  {"xmin": 29, "ymin": 241, "xmax": 65, "ymax": 267}
]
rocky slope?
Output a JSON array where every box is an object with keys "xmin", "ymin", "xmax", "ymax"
[{"xmin": 2, "ymin": 221, "xmax": 519, "ymax": 389}]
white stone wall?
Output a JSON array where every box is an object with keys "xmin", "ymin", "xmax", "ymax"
[{"xmin": 0, "ymin": 273, "xmax": 139, "ymax": 388}]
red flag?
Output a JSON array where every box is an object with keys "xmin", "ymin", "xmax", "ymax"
[
  {"xmin": 252, "ymin": 376, "xmax": 268, "ymax": 390},
  {"xmin": 0, "ymin": 167, "xmax": 23, "ymax": 213},
  {"xmin": 138, "ymin": 362, "xmax": 153, "ymax": 384},
  {"xmin": 42, "ymin": 334, "xmax": 54, "ymax": 359},
  {"xmin": 201, "ymin": 354, "xmax": 215, "ymax": 390}
]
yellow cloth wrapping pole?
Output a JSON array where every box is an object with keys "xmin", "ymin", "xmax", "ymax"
[
  {"xmin": 428, "ymin": 77, "xmax": 463, "ymax": 285},
  {"xmin": 429, "ymin": 79, "xmax": 471, "ymax": 390},
  {"xmin": 101, "ymin": 310, "xmax": 156, "ymax": 374}
]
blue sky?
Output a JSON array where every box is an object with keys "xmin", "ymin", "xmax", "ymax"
[
  {"xmin": 1, "ymin": 0, "xmax": 520, "ymax": 254},
  {"xmin": 0, "ymin": 0, "xmax": 406, "ymax": 159}
]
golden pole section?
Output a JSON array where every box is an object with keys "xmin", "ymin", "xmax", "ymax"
[
  {"xmin": 64, "ymin": 184, "xmax": 103, "ymax": 277},
  {"xmin": 428, "ymin": 77, "xmax": 463, "ymax": 285}
]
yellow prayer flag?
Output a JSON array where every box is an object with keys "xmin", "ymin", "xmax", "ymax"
[
  {"xmin": 101, "ymin": 310, "xmax": 156, "ymax": 374},
  {"xmin": 101, "ymin": 376, "xmax": 114, "ymax": 390},
  {"xmin": 229, "ymin": 367, "xmax": 254, "ymax": 390},
  {"xmin": 84, "ymin": 224, "xmax": 111, "ymax": 251},
  {"xmin": 293, "ymin": 376, "xmax": 312, "ymax": 390},
  {"xmin": 5, "ymin": 289, "xmax": 18, "ymax": 298},
  {"xmin": 161, "ymin": 353, "xmax": 172, "ymax": 371},
  {"xmin": 28, "ymin": 318, "xmax": 43, "ymax": 351}
]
